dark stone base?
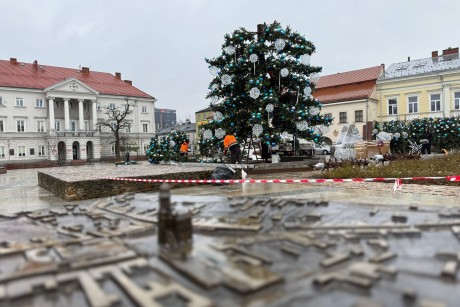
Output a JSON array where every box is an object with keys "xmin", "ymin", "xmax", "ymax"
[{"xmin": 38, "ymin": 170, "xmax": 214, "ymax": 201}]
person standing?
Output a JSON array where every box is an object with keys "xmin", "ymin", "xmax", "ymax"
[
  {"xmin": 420, "ymin": 127, "xmax": 433, "ymax": 154},
  {"xmin": 125, "ymin": 151, "xmax": 130, "ymax": 163},
  {"xmin": 223, "ymin": 132, "xmax": 242, "ymax": 164},
  {"xmin": 180, "ymin": 140, "xmax": 190, "ymax": 156}
]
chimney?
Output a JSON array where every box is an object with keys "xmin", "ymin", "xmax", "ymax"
[
  {"xmin": 124, "ymin": 80, "xmax": 132, "ymax": 85},
  {"xmin": 81, "ymin": 67, "xmax": 90, "ymax": 74},
  {"xmin": 33, "ymin": 60, "xmax": 38, "ymax": 70},
  {"xmin": 432, "ymin": 51, "xmax": 438, "ymax": 58},
  {"xmin": 10, "ymin": 58, "xmax": 18, "ymax": 64},
  {"xmin": 442, "ymin": 47, "xmax": 459, "ymax": 55},
  {"xmin": 115, "ymin": 72, "xmax": 121, "ymax": 80}
]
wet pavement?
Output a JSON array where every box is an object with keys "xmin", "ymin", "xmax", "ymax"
[{"xmin": 0, "ymin": 166, "xmax": 458, "ymax": 213}]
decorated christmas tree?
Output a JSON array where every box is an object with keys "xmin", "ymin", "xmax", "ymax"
[
  {"xmin": 201, "ymin": 21, "xmax": 332, "ymax": 150},
  {"xmin": 146, "ymin": 130, "xmax": 189, "ymax": 162}
]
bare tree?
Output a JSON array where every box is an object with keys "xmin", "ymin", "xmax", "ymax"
[{"xmin": 97, "ymin": 100, "xmax": 135, "ymax": 160}]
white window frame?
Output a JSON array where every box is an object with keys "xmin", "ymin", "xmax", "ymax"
[
  {"xmin": 407, "ymin": 95, "xmax": 419, "ymax": 114},
  {"xmin": 125, "ymin": 122, "xmax": 132, "ymax": 133},
  {"xmin": 339, "ymin": 112, "xmax": 347, "ymax": 124},
  {"xmin": 70, "ymin": 121, "xmax": 76, "ymax": 131},
  {"xmin": 387, "ymin": 97, "xmax": 398, "ymax": 115},
  {"xmin": 84, "ymin": 121, "xmax": 89, "ymax": 131},
  {"xmin": 111, "ymin": 144, "xmax": 116, "ymax": 154},
  {"xmin": 454, "ymin": 92, "xmax": 460, "ymax": 110},
  {"xmin": 142, "ymin": 106, "xmax": 148, "ymax": 113},
  {"xmin": 354, "ymin": 110, "xmax": 363, "ymax": 123},
  {"xmin": 0, "ymin": 146, "xmax": 5, "ymax": 158},
  {"xmin": 37, "ymin": 120, "xmax": 45, "ymax": 132},
  {"xmin": 0, "ymin": 96, "xmax": 3, "ymax": 106},
  {"xmin": 18, "ymin": 146, "xmax": 26, "ymax": 157},
  {"xmin": 55, "ymin": 120, "xmax": 61, "ymax": 132},
  {"xmin": 97, "ymin": 103, "xmax": 102, "ymax": 110},
  {"xmin": 38, "ymin": 145, "xmax": 45, "ymax": 156},
  {"xmin": 35, "ymin": 98, "xmax": 44, "ymax": 108},
  {"xmin": 16, "ymin": 97, "xmax": 24, "ymax": 107},
  {"xmin": 430, "ymin": 93, "xmax": 442, "ymax": 112},
  {"xmin": 142, "ymin": 123, "xmax": 148, "ymax": 133},
  {"xmin": 109, "ymin": 103, "xmax": 116, "ymax": 110},
  {"xmin": 17, "ymin": 120, "xmax": 25, "ymax": 132}
]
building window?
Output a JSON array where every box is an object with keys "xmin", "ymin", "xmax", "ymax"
[
  {"xmin": 142, "ymin": 106, "xmax": 148, "ymax": 113},
  {"xmin": 339, "ymin": 112, "xmax": 347, "ymax": 123},
  {"xmin": 111, "ymin": 144, "xmax": 116, "ymax": 154},
  {"xmin": 70, "ymin": 121, "xmax": 76, "ymax": 131},
  {"xmin": 0, "ymin": 96, "xmax": 3, "ymax": 105},
  {"xmin": 143, "ymin": 144, "xmax": 149, "ymax": 152},
  {"xmin": 17, "ymin": 120, "xmax": 25, "ymax": 132},
  {"xmin": 55, "ymin": 121, "xmax": 61, "ymax": 132},
  {"xmin": 55, "ymin": 101, "xmax": 59, "ymax": 108},
  {"xmin": 430, "ymin": 94, "xmax": 441, "ymax": 112},
  {"xmin": 16, "ymin": 97, "xmax": 24, "ymax": 107},
  {"xmin": 38, "ymin": 146, "xmax": 45, "ymax": 156},
  {"xmin": 355, "ymin": 110, "xmax": 363, "ymax": 122},
  {"xmin": 455, "ymin": 92, "xmax": 460, "ymax": 110},
  {"xmin": 324, "ymin": 113, "xmax": 332, "ymax": 119},
  {"xmin": 125, "ymin": 123, "xmax": 132, "ymax": 133},
  {"xmin": 142, "ymin": 123, "xmax": 148, "ymax": 133},
  {"xmin": 408, "ymin": 96, "xmax": 418, "ymax": 113},
  {"xmin": 0, "ymin": 120, "xmax": 4, "ymax": 132},
  {"xmin": 84, "ymin": 121, "xmax": 89, "ymax": 131},
  {"xmin": 37, "ymin": 120, "xmax": 45, "ymax": 132},
  {"xmin": 84, "ymin": 102, "xmax": 89, "ymax": 110},
  {"xmin": 0, "ymin": 146, "xmax": 5, "ymax": 158},
  {"xmin": 388, "ymin": 98, "xmax": 398, "ymax": 115},
  {"xmin": 9, "ymin": 149, "xmax": 14, "ymax": 156},
  {"xmin": 36, "ymin": 99, "xmax": 44, "ymax": 108},
  {"xmin": 110, "ymin": 122, "xmax": 117, "ymax": 131},
  {"xmin": 97, "ymin": 103, "xmax": 102, "ymax": 110},
  {"xmin": 109, "ymin": 103, "xmax": 116, "ymax": 110},
  {"xmin": 18, "ymin": 146, "xmax": 26, "ymax": 157},
  {"xmin": 30, "ymin": 148, "xmax": 35, "ymax": 155}
]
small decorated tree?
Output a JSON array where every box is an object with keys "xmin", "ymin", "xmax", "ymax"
[
  {"xmin": 146, "ymin": 131, "xmax": 189, "ymax": 162},
  {"xmin": 202, "ymin": 21, "xmax": 332, "ymax": 154}
]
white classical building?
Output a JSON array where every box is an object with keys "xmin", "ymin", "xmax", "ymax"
[{"xmin": 0, "ymin": 58, "xmax": 156, "ymax": 165}]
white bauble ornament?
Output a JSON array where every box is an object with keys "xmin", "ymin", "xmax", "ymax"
[
  {"xmin": 249, "ymin": 54, "xmax": 258, "ymax": 63},
  {"xmin": 265, "ymin": 103, "xmax": 274, "ymax": 112},
  {"xmin": 280, "ymin": 68, "xmax": 289, "ymax": 77},
  {"xmin": 211, "ymin": 84, "xmax": 219, "ymax": 91},
  {"xmin": 309, "ymin": 106, "xmax": 320, "ymax": 115},
  {"xmin": 249, "ymin": 87, "xmax": 261, "ymax": 99},
  {"xmin": 310, "ymin": 73, "xmax": 320, "ymax": 83},
  {"xmin": 169, "ymin": 141, "xmax": 175, "ymax": 148},
  {"xmin": 402, "ymin": 132, "xmax": 408, "ymax": 139}
]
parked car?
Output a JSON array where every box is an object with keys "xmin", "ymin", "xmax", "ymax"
[{"xmin": 314, "ymin": 143, "xmax": 331, "ymax": 155}]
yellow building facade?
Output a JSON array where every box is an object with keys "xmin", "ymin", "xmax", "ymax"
[{"xmin": 377, "ymin": 48, "xmax": 460, "ymax": 122}]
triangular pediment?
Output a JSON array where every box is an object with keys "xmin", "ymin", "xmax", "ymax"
[{"xmin": 44, "ymin": 78, "xmax": 99, "ymax": 95}]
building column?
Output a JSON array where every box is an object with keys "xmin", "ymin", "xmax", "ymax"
[
  {"xmin": 64, "ymin": 98, "xmax": 70, "ymax": 131},
  {"xmin": 48, "ymin": 97, "xmax": 55, "ymax": 130},
  {"xmin": 443, "ymin": 86, "xmax": 451, "ymax": 117},
  {"xmin": 78, "ymin": 99, "xmax": 84, "ymax": 130},
  {"xmin": 91, "ymin": 100, "xmax": 97, "ymax": 130}
]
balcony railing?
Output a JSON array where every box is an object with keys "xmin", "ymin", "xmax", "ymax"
[{"xmin": 55, "ymin": 131, "xmax": 95, "ymax": 137}]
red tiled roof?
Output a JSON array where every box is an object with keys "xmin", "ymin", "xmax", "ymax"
[
  {"xmin": 314, "ymin": 81, "xmax": 376, "ymax": 104},
  {"xmin": 316, "ymin": 65, "xmax": 383, "ymax": 88},
  {"xmin": 314, "ymin": 65, "xmax": 383, "ymax": 104},
  {"xmin": 0, "ymin": 59, "xmax": 154, "ymax": 99}
]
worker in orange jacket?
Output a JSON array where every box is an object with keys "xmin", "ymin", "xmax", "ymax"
[
  {"xmin": 180, "ymin": 140, "xmax": 190, "ymax": 156},
  {"xmin": 223, "ymin": 132, "xmax": 242, "ymax": 164}
]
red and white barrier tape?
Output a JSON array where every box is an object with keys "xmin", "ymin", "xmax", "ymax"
[{"xmin": 97, "ymin": 175, "xmax": 460, "ymax": 184}]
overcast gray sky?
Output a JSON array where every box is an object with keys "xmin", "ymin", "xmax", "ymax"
[{"xmin": 1, "ymin": 0, "xmax": 459, "ymax": 121}]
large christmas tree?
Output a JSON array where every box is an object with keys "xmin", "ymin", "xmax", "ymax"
[{"xmin": 202, "ymin": 21, "xmax": 332, "ymax": 149}]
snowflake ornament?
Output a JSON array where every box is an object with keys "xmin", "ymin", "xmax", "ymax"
[
  {"xmin": 225, "ymin": 45, "xmax": 235, "ymax": 55},
  {"xmin": 274, "ymin": 39, "xmax": 286, "ymax": 51},
  {"xmin": 265, "ymin": 103, "xmax": 274, "ymax": 112},
  {"xmin": 303, "ymin": 86, "xmax": 312, "ymax": 96},
  {"xmin": 309, "ymin": 106, "xmax": 320, "ymax": 116},
  {"xmin": 213, "ymin": 111, "xmax": 223, "ymax": 121},
  {"xmin": 215, "ymin": 128, "xmax": 226, "ymax": 139},
  {"xmin": 209, "ymin": 66, "xmax": 220, "ymax": 76},
  {"xmin": 300, "ymin": 54, "xmax": 311, "ymax": 65},
  {"xmin": 221, "ymin": 74, "xmax": 232, "ymax": 85},
  {"xmin": 296, "ymin": 121, "xmax": 308, "ymax": 131},
  {"xmin": 203, "ymin": 129, "xmax": 213, "ymax": 140},
  {"xmin": 252, "ymin": 124, "xmax": 263, "ymax": 137},
  {"xmin": 211, "ymin": 96, "xmax": 219, "ymax": 103}
]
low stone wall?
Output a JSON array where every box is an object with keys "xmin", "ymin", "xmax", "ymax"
[
  {"xmin": 0, "ymin": 167, "xmax": 6, "ymax": 174},
  {"xmin": 38, "ymin": 170, "xmax": 214, "ymax": 201}
]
